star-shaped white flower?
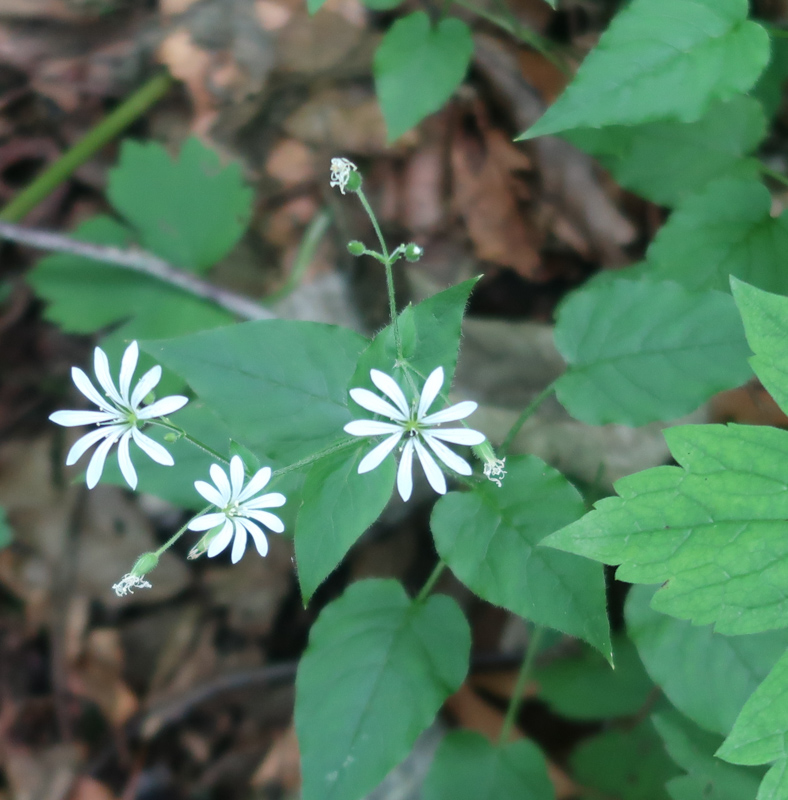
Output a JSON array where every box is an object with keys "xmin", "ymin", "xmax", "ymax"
[
  {"xmin": 188, "ymin": 456, "xmax": 286, "ymax": 564},
  {"xmin": 344, "ymin": 367, "xmax": 486, "ymax": 501},
  {"xmin": 49, "ymin": 342, "xmax": 188, "ymax": 490}
]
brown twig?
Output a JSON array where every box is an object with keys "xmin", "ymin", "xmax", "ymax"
[{"xmin": 0, "ymin": 220, "xmax": 276, "ymax": 322}]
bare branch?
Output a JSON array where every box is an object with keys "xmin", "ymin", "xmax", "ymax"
[{"xmin": 0, "ymin": 220, "xmax": 276, "ymax": 321}]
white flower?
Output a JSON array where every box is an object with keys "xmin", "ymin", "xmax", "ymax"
[
  {"xmin": 112, "ymin": 573, "xmax": 152, "ymax": 597},
  {"xmin": 188, "ymin": 456, "xmax": 286, "ymax": 564},
  {"xmin": 329, "ymin": 157, "xmax": 357, "ymax": 194},
  {"xmin": 49, "ymin": 342, "xmax": 188, "ymax": 490},
  {"xmin": 344, "ymin": 367, "xmax": 486, "ymax": 501}
]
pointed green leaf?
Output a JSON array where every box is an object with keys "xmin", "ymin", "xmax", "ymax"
[
  {"xmin": 627, "ymin": 585, "xmax": 788, "ymax": 737},
  {"xmin": 422, "ymin": 731, "xmax": 554, "ymax": 800},
  {"xmin": 431, "ymin": 455, "xmax": 611, "ymax": 657},
  {"xmin": 564, "ymin": 96, "xmax": 766, "ymax": 207},
  {"xmin": 647, "ymin": 178, "xmax": 788, "ymax": 294},
  {"xmin": 107, "ymin": 137, "xmax": 253, "ymax": 270},
  {"xmin": 296, "ymin": 580, "xmax": 470, "ymax": 800},
  {"xmin": 553, "ymin": 279, "xmax": 752, "ymax": 426},
  {"xmin": 521, "ymin": 0, "xmax": 769, "ymax": 139},
  {"xmin": 545, "ymin": 423, "xmax": 788, "ymax": 635},
  {"xmin": 374, "ymin": 12, "xmax": 473, "ymax": 141},
  {"xmin": 295, "ymin": 445, "xmax": 396, "ymax": 601}
]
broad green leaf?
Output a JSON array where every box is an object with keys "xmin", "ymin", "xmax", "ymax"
[
  {"xmin": 571, "ymin": 718, "xmax": 679, "ymax": 800},
  {"xmin": 145, "ymin": 320, "xmax": 368, "ymax": 462},
  {"xmin": 374, "ymin": 12, "xmax": 473, "ymax": 141},
  {"xmin": 626, "ymin": 585, "xmax": 788, "ymax": 737},
  {"xmin": 520, "ymin": 0, "xmax": 769, "ymax": 139},
  {"xmin": 431, "ymin": 455, "xmax": 611, "ymax": 657},
  {"xmin": 564, "ymin": 96, "xmax": 765, "ymax": 206},
  {"xmin": 647, "ymin": 178, "xmax": 788, "ymax": 294},
  {"xmin": 553, "ymin": 279, "xmax": 753, "ymax": 426},
  {"xmin": 718, "ymin": 649, "xmax": 788, "ymax": 797},
  {"xmin": 0, "ymin": 507, "xmax": 11, "ymax": 550},
  {"xmin": 545, "ymin": 423, "xmax": 788, "ymax": 635},
  {"xmin": 732, "ymin": 278, "xmax": 788, "ymax": 416},
  {"xmin": 536, "ymin": 634, "xmax": 653, "ymax": 720},
  {"xmin": 422, "ymin": 731, "xmax": 554, "ymax": 800},
  {"xmin": 107, "ymin": 137, "xmax": 253, "ymax": 270},
  {"xmin": 295, "ymin": 445, "xmax": 396, "ymax": 601},
  {"xmin": 653, "ymin": 711, "xmax": 764, "ymax": 800},
  {"xmin": 295, "ymin": 579, "xmax": 470, "ymax": 800}
]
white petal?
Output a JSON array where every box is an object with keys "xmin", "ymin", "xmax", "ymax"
[
  {"xmin": 131, "ymin": 428, "xmax": 174, "ymax": 466},
  {"xmin": 426, "ymin": 427, "xmax": 486, "ymax": 446},
  {"xmin": 229, "ymin": 456, "xmax": 245, "ymax": 501},
  {"xmin": 418, "ymin": 367, "xmax": 444, "ymax": 420},
  {"xmin": 237, "ymin": 466, "xmax": 272, "ymax": 503},
  {"xmin": 207, "ymin": 519, "xmax": 234, "ymax": 557},
  {"xmin": 188, "ymin": 512, "xmax": 228, "ymax": 531},
  {"xmin": 345, "ymin": 420, "xmax": 403, "ymax": 437},
  {"xmin": 358, "ymin": 431, "xmax": 402, "ymax": 474},
  {"xmin": 93, "ymin": 347, "xmax": 123, "ymax": 405},
  {"xmin": 85, "ymin": 426, "xmax": 123, "ymax": 489},
  {"xmin": 242, "ymin": 491, "xmax": 286, "ymax": 510},
  {"xmin": 241, "ymin": 518, "xmax": 269, "ymax": 557},
  {"xmin": 66, "ymin": 427, "xmax": 112, "ymax": 465},
  {"xmin": 118, "ymin": 342, "xmax": 139, "ymax": 404},
  {"xmin": 244, "ymin": 509, "xmax": 285, "ymax": 533},
  {"xmin": 71, "ymin": 367, "xmax": 115, "ymax": 413},
  {"xmin": 422, "ymin": 433, "xmax": 472, "ymax": 475},
  {"xmin": 130, "ymin": 366, "xmax": 162, "ymax": 409},
  {"xmin": 349, "ymin": 388, "xmax": 406, "ymax": 421},
  {"xmin": 117, "ymin": 431, "xmax": 137, "ymax": 489},
  {"xmin": 49, "ymin": 409, "xmax": 116, "ymax": 427},
  {"xmin": 414, "ymin": 438, "xmax": 446, "ymax": 495},
  {"xmin": 231, "ymin": 520, "xmax": 247, "ymax": 564},
  {"xmin": 136, "ymin": 394, "xmax": 188, "ymax": 420},
  {"xmin": 421, "ymin": 400, "xmax": 478, "ymax": 425},
  {"xmin": 370, "ymin": 370, "xmax": 410, "ymax": 417},
  {"xmin": 397, "ymin": 438, "xmax": 415, "ymax": 501},
  {"xmin": 194, "ymin": 480, "xmax": 226, "ymax": 508},
  {"xmin": 210, "ymin": 464, "xmax": 232, "ymax": 504}
]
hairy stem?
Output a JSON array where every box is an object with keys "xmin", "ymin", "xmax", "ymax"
[
  {"xmin": 414, "ymin": 561, "xmax": 447, "ymax": 604},
  {"xmin": 500, "ymin": 382, "xmax": 556, "ymax": 456},
  {"xmin": 498, "ymin": 625, "xmax": 544, "ymax": 744}
]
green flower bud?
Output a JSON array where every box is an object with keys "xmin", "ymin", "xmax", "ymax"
[
  {"xmin": 164, "ymin": 432, "xmax": 178, "ymax": 442},
  {"xmin": 345, "ymin": 170, "xmax": 362, "ymax": 193},
  {"xmin": 404, "ymin": 243, "xmax": 424, "ymax": 262},
  {"xmin": 347, "ymin": 240, "xmax": 365, "ymax": 256},
  {"xmin": 131, "ymin": 551, "xmax": 159, "ymax": 576}
]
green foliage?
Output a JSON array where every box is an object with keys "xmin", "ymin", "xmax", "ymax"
[
  {"xmin": 431, "ymin": 455, "xmax": 611, "ymax": 657},
  {"xmin": 0, "ymin": 507, "xmax": 11, "ymax": 550},
  {"xmin": 374, "ymin": 12, "xmax": 474, "ymax": 142},
  {"xmin": 553, "ymin": 278, "xmax": 752, "ymax": 425},
  {"xmin": 295, "ymin": 580, "xmax": 470, "ymax": 800},
  {"xmin": 626, "ymin": 585, "xmax": 788, "ymax": 737},
  {"xmin": 520, "ymin": 0, "xmax": 769, "ymax": 140},
  {"xmin": 422, "ymin": 732, "xmax": 554, "ymax": 800}
]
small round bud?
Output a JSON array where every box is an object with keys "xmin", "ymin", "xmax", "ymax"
[
  {"xmin": 132, "ymin": 551, "xmax": 159, "ymax": 576},
  {"xmin": 164, "ymin": 432, "xmax": 178, "ymax": 443},
  {"xmin": 404, "ymin": 243, "xmax": 424, "ymax": 262},
  {"xmin": 344, "ymin": 170, "xmax": 362, "ymax": 193},
  {"xmin": 347, "ymin": 240, "xmax": 365, "ymax": 256}
]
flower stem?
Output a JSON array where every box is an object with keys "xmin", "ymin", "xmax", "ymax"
[
  {"xmin": 498, "ymin": 624, "xmax": 544, "ymax": 744},
  {"xmin": 0, "ymin": 72, "xmax": 173, "ymax": 223},
  {"xmin": 150, "ymin": 419, "xmax": 230, "ymax": 465},
  {"xmin": 759, "ymin": 162, "xmax": 788, "ymax": 189},
  {"xmin": 500, "ymin": 382, "xmax": 556, "ymax": 456},
  {"xmin": 414, "ymin": 560, "xmax": 447, "ymax": 604},
  {"xmin": 154, "ymin": 505, "xmax": 211, "ymax": 557},
  {"xmin": 271, "ymin": 438, "xmax": 357, "ymax": 478}
]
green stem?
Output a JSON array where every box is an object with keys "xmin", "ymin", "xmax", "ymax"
[
  {"xmin": 154, "ymin": 506, "xmax": 211, "ymax": 557},
  {"xmin": 0, "ymin": 72, "xmax": 173, "ymax": 223},
  {"xmin": 414, "ymin": 561, "xmax": 447, "ymax": 604},
  {"xmin": 271, "ymin": 438, "xmax": 357, "ymax": 478},
  {"xmin": 151, "ymin": 419, "xmax": 230, "ymax": 465},
  {"xmin": 500, "ymin": 382, "xmax": 556, "ymax": 456},
  {"xmin": 759, "ymin": 162, "xmax": 788, "ymax": 189},
  {"xmin": 498, "ymin": 625, "xmax": 544, "ymax": 744}
]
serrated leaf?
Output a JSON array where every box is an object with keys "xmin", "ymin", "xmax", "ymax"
[
  {"xmin": 732, "ymin": 278, "xmax": 788, "ymax": 417},
  {"xmin": 295, "ymin": 579, "xmax": 470, "ymax": 800},
  {"xmin": 0, "ymin": 507, "xmax": 11, "ymax": 550},
  {"xmin": 144, "ymin": 320, "xmax": 368, "ymax": 462},
  {"xmin": 374, "ymin": 12, "xmax": 473, "ymax": 142},
  {"xmin": 521, "ymin": 0, "xmax": 769, "ymax": 139},
  {"xmin": 545, "ymin": 423, "xmax": 788, "ymax": 635},
  {"xmin": 564, "ymin": 96, "xmax": 765, "ymax": 207},
  {"xmin": 422, "ymin": 731, "xmax": 554, "ymax": 800},
  {"xmin": 553, "ymin": 279, "xmax": 753, "ymax": 426},
  {"xmin": 627, "ymin": 585, "xmax": 788, "ymax": 737},
  {"xmin": 295, "ymin": 445, "xmax": 396, "ymax": 601},
  {"xmin": 431, "ymin": 455, "xmax": 611, "ymax": 657},
  {"xmin": 647, "ymin": 178, "xmax": 788, "ymax": 294},
  {"xmin": 107, "ymin": 137, "xmax": 253, "ymax": 270}
]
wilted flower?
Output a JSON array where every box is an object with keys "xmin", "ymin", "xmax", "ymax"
[
  {"xmin": 188, "ymin": 456, "xmax": 286, "ymax": 564},
  {"xmin": 329, "ymin": 157, "xmax": 358, "ymax": 194},
  {"xmin": 112, "ymin": 573, "xmax": 152, "ymax": 597},
  {"xmin": 49, "ymin": 342, "xmax": 188, "ymax": 489},
  {"xmin": 344, "ymin": 367, "xmax": 486, "ymax": 501}
]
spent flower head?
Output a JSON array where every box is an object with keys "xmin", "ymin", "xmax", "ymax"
[
  {"xmin": 344, "ymin": 367, "xmax": 486, "ymax": 501},
  {"xmin": 188, "ymin": 456, "xmax": 286, "ymax": 564},
  {"xmin": 330, "ymin": 157, "xmax": 359, "ymax": 194},
  {"xmin": 112, "ymin": 573, "xmax": 152, "ymax": 597},
  {"xmin": 49, "ymin": 342, "xmax": 188, "ymax": 490}
]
